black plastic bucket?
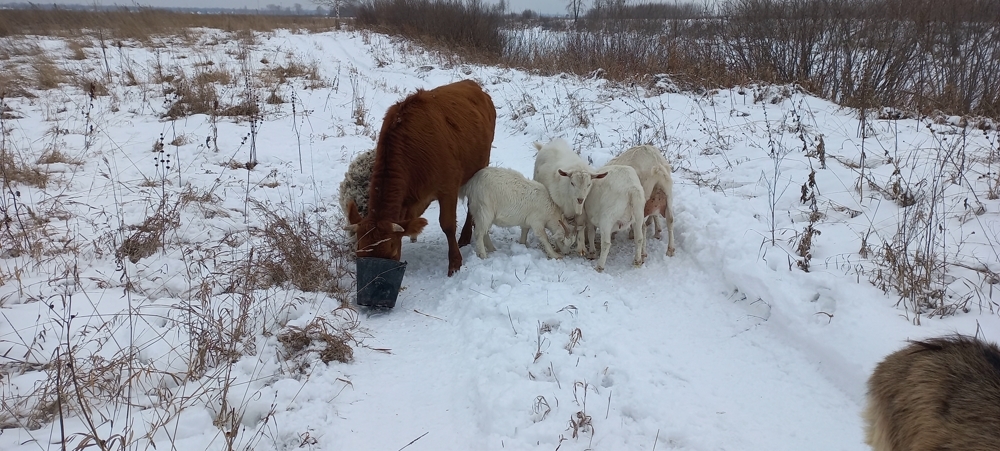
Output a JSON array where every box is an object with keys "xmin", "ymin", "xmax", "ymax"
[{"xmin": 356, "ymin": 257, "xmax": 407, "ymax": 308}]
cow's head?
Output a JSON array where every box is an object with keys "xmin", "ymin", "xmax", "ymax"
[
  {"xmin": 559, "ymin": 169, "xmax": 608, "ymax": 216},
  {"xmin": 344, "ymin": 200, "xmax": 427, "ymax": 261}
]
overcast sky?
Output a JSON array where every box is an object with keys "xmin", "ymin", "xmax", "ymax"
[{"xmin": 1, "ymin": 0, "xmax": 711, "ymax": 19}]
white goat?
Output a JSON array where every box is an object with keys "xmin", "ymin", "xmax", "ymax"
[
  {"xmin": 581, "ymin": 165, "xmax": 647, "ymax": 271},
  {"xmin": 521, "ymin": 138, "xmax": 606, "ymax": 254},
  {"xmin": 606, "ymin": 145, "xmax": 676, "ymax": 256},
  {"xmin": 460, "ymin": 167, "xmax": 574, "ymax": 259}
]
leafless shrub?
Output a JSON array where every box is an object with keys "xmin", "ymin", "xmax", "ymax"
[
  {"xmin": 250, "ymin": 200, "xmax": 354, "ymax": 297},
  {"xmin": 356, "ymin": 0, "xmax": 508, "ymax": 61},
  {"xmin": 0, "ymin": 8, "xmax": 336, "ymax": 42},
  {"xmin": 355, "ymin": 0, "xmax": 1000, "ymax": 119}
]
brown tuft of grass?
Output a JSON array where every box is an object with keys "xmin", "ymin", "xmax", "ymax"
[
  {"xmin": 265, "ymin": 88, "xmax": 284, "ymax": 105},
  {"xmin": 278, "ymin": 317, "xmax": 355, "ymax": 364},
  {"xmin": 218, "ymin": 101, "xmax": 259, "ymax": 117},
  {"xmin": 268, "ymin": 60, "xmax": 322, "ymax": 84},
  {"xmin": 32, "ymin": 55, "xmax": 67, "ymax": 90},
  {"xmin": 116, "ymin": 199, "xmax": 180, "ymax": 264},
  {"xmin": 1, "ymin": 149, "xmax": 49, "ymax": 188},
  {"xmin": 0, "ymin": 68, "xmax": 34, "ymax": 99},
  {"xmin": 194, "ymin": 68, "xmax": 234, "ymax": 87},
  {"xmin": 163, "ymin": 75, "xmax": 219, "ymax": 118},
  {"xmin": 76, "ymin": 78, "xmax": 109, "ymax": 97},
  {"xmin": 66, "ymin": 39, "xmax": 88, "ymax": 60},
  {"xmin": 36, "ymin": 148, "xmax": 80, "ymax": 165},
  {"xmin": 168, "ymin": 134, "xmax": 192, "ymax": 147}
]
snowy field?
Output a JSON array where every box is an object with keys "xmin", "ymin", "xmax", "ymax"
[{"xmin": 1, "ymin": 28, "xmax": 999, "ymax": 450}]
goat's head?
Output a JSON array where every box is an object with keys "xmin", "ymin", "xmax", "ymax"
[{"xmin": 559, "ymin": 169, "xmax": 607, "ymax": 216}]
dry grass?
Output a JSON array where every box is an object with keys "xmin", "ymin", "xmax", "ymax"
[
  {"xmin": 0, "ymin": 68, "xmax": 34, "ymax": 99},
  {"xmin": 0, "ymin": 149, "xmax": 49, "ymax": 188},
  {"xmin": 66, "ymin": 39, "xmax": 89, "ymax": 60},
  {"xmin": 251, "ymin": 200, "xmax": 354, "ymax": 297},
  {"xmin": 278, "ymin": 316, "xmax": 356, "ymax": 364},
  {"xmin": 267, "ymin": 59, "xmax": 322, "ymax": 84},
  {"xmin": 116, "ymin": 198, "xmax": 180, "ymax": 264},
  {"xmin": 36, "ymin": 147, "xmax": 81, "ymax": 165},
  {"xmin": 31, "ymin": 55, "xmax": 67, "ymax": 90}
]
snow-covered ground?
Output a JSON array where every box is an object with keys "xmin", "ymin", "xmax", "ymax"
[{"xmin": 1, "ymin": 28, "xmax": 999, "ymax": 450}]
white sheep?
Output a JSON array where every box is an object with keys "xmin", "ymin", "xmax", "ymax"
[
  {"xmin": 581, "ymin": 165, "xmax": 647, "ymax": 272},
  {"xmin": 461, "ymin": 167, "xmax": 573, "ymax": 259},
  {"xmin": 520, "ymin": 137, "xmax": 606, "ymax": 255},
  {"xmin": 337, "ymin": 149, "xmax": 421, "ymax": 245},
  {"xmin": 606, "ymin": 144, "xmax": 676, "ymax": 256},
  {"xmin": 338, "ymin": 149, "xmax": 375, "ymax": 222}
]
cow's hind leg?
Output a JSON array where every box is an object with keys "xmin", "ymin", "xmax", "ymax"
[
  {"xmin": 458, "ymin": 211, "xmax": 474, "ymax": 247},
  {"xmin": 440, "ymin": 195, "xmax": 463, "ymax": 276}
]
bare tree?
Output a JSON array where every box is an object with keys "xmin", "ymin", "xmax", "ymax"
[
  {"xmin": 567, "ymin": 0, "xmax": 586, "ymax": 27},
  {"xmin": 312, "ymin": 0, "xmax": 343, "ymax": 19}
]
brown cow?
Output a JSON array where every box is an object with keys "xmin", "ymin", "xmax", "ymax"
[
  {"xmin": 345, "ymin": 80, "xmax": 496, "ymax": 276},
  {"xmin": 863, "ymin": 334, "xmax": 1000, "ymax": 451}
]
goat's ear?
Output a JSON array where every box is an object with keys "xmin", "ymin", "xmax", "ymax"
[
  {"xmin": 534, "ymin": 142, "xmax": 544, "ymax": 151},
  {"xmin": 347, "ymin": 200, "xmax": 363, "ymax": 225},
  {"xmin": 558, "ymin": 169, "xmax": 570, "ymax": 177},
  {"xmin": 592, "ymin": 172, "xmax": 609, "ymax": 179},
  {"xmin": 393, "ymin": 218, "xmax": 428, "ymax": 237},
  {"xmin": 343, "ymin": 224, "xmax": 359, "ymax": 232}
]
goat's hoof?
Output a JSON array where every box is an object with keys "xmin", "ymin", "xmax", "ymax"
[
  {"xmin": 654, "ymin": 233, "xmax": 662, "ymax": 240},
  {"xmin": 666, "ymin": 247, "xmax": 675, "ymax": 257},
  {"xmin": 595, "ymin": 266, "xmax": 604, "ymax": 272}
]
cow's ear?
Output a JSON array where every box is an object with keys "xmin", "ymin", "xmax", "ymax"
[
  {"xmin": 347, "ymin": 200, "xmax": 363, "ymax": 224},
  {"xmin": 558, "ymin": 169, "xmax": 570, "ymax": 177},
  {"xmin": 393, "ymin": 218, "xmax": 428, "ymax": 237},
  {"xmin": 592, "ymin": 172, "xmax": 609, "ymax": 179}
]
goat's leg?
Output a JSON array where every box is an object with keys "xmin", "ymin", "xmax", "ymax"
[
  {"xmin": 474, "ymin": 223, "xmax": 490, "ymax": 259},
  {"xmin": 595, "ymin": 225, "xmax": 612, "ymax": 272},
  {"xmin": 663, "ymin": 200, "xmax": 675, "ymax": 257}
]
